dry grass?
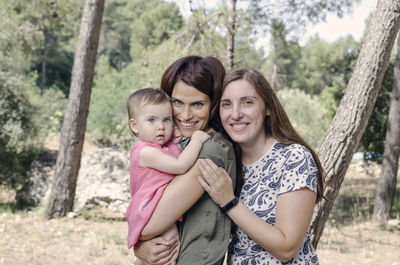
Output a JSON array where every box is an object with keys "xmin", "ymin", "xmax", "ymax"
[
  {"xmin": 317, "ymin": 160, "xmax": 400, "ymax": 265},
  {"xmin": 0, "ymin": 208, "xmax": 135, "ymax": 265},
  {"xmin": 318, "ymin": 221, "xmax": 400, "ymax": 265},
  {"xmin": 1, "ymin": 160, "xmax": 399, "ymax": 265}
]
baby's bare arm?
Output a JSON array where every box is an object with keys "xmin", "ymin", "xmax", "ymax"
[{"xmin": 140, "ymin": 131, "xmax": 209, "ymax": 174}]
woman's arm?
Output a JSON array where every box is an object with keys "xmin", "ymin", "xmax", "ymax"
[
  {"xmin": 140, "ymin": 160, "xmax": 205, "ymax": 240},
  {"xmin": 197, "ymin": 159, "xmax": 316, "ymax": 262},
  {"xmin": 225, "ymin": 188, "xmax": 315, "ymax": 262}
]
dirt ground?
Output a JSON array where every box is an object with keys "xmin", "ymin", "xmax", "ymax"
[
  {"xmin": 0, "ymin": 208, "xmax": 133, "ymax": 265},
  {"xmin": 318, "ymin": 221, "xmax": 400, "ymax": 265},
  {"xmin": 0, "ymin": 203, "xmax": 399, "ymax": 265},
  {"xmin": 1, "ymin": 141, "xmax": 400, "ymax": 264}
]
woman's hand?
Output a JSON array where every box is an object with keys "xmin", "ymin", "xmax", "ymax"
[
  {"xmin": 197, "ymin": 158, "xmax": 235, "ymax": 206},
  {"xmin": 133, "ymin": 236, "xmax": 178, "ymax": 265}
]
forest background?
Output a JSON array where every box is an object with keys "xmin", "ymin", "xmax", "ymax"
[
  {"xmin": 1, "ymin": 0, "xmax": 389, "ymax": 162},
  {"xmin": 0, "ymin": 0, "xmax": 399, "ymax": 264}
]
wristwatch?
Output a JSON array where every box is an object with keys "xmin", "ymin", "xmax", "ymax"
[{"xmin": 220, "ymin": 197, "xmax": 239, "ymax": 213}]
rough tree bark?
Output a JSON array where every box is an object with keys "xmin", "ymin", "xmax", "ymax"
[
  {"xmin": 372, "ymin": 34, "xmax": 400, "ymax": 222},
  {"xmin": 40, "ymin": 26, "xmax": 48, "ymax": 96},
  {"xmin": 311, "ymin": 0, "xmax": 400, "ymax": 247},
  {"xmin": 46, "ymin": 0, "xmax": 105, "ymax": 219},
  {"xmin": 227, "ymin": 0, "xmax": 236, "ymax": 69}
]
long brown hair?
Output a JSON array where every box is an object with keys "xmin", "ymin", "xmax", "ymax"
[
  {"xmin": 160, "ymin": 56, "xmax": 243, "ymax": 196},
  {"xmin": 222, "ymin": 67, "xmax": 325, "ymax": 202}
]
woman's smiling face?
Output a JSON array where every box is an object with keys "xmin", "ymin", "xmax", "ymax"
[
  {"xmin": 219, "ymin": 79, "xmax": 268, "ymax": 146},
  {"xmin": 171, "ymin": 81, "xmax": 211, "ymax": 137}
]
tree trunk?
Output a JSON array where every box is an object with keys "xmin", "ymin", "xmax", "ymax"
[
  {"xmin": 311, "ymin": 0, "xmax": 400, "ymax": 248},
  {"xmin": 40, "ymin": 26, "xmax": 48, "ymax": 96},
  {"xmin": 227, "ymin": 0, "xmax": 236, "ymax": 70},
  {"xmin": 46, "ymin": 0, "xmax": 104, "ymax": 219},
  {"xmin": 372, "ymin": 34, "xmax": 400, "ymax": 222}
]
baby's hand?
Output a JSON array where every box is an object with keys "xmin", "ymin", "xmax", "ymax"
[
  {"xmin": 191, "ymin": 130, "xmax": 210, "ymax": 143},
  {"xmin": 172, "ymin": 126, "xmax": 183, "ymax": 145}
]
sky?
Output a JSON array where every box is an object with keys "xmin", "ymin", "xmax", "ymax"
[
  {"xmin": 173, "ymin": 0, "xmax": 378, "ymax": 48},
  {"xmin": 300, "ymin": 0, "xmax": 378, "ymax": 44}
]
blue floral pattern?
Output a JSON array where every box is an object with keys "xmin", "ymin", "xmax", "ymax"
[{"xmin": 228, "ymin": 141, "xmax": 319, "ymax": 265}]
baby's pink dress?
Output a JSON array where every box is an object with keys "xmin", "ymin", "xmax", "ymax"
[{"xmin": 126, "ymin": 140, "xmax": 181, "ymax": 248}]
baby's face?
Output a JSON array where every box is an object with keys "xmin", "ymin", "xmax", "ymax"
[{"xmin": 131, "ymin": 101, "xmax": 174, "ymax": 145}]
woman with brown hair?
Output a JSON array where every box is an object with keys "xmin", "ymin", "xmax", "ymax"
[
  {"xmin": 197, "ymin": 67, "xmax": 323, "ymax": 264},
  {"xmin": 133, "ymin": 56, "xmax": 242, "ymax": 265}
]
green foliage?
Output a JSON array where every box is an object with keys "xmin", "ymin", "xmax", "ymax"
[
  {"xmin": 88, "ymin": 3, "xmax": 280, "ymax": 149},
  {"xmin": 130, "ymin": 1, "xmax": 183, "ymax": 59},
  {"xmin": 100, "ymin": 0, "xmax": 139, "ymax": 69},
  {"xmin": 358, "ymin": 61, "xmax": 393, "ymax": 162},
  {"xmin": 31, "ymin": 37, "xmax": 75, "ymax": 96},
  {"xmin": 0, "ymin": 79, "xmax": 41, "ymax": 188},
  {"xmin": 247, "ymin": 0, "xmax": 353, "ymax": 33},
  {"xmin": 319, "ymin": 83, "xmax": 345, "ymax": 120},
  {"xmin": 2, "ymin": 0, "xmax": 372, "ymax": 159},
  {"xmin": 230, "ymin": 9, "xmax": 266, "ymax": 69},
  {"xmin": 0, "ymin": 2, "xmax": 43, "ymax": 189},
  {"xmin": 88, "ymin": 4, "xmax": 267, "ymax": 149},
  {"xmin": 313, "ymin": 38, "xmax": 393, "ymax": 161},
  {"xmin": 31, "ymin": 88, "xmax": 68, "ymax": 138},
  {"xmin": 139, "ymin": 10, "xmax": 226, "ymax": 67},
  {"xmin": 328, "ymin": 165, "xmax": 378, "ymax": 226},
  {"xmin": 330, "ymin": 187, "xmax": 374, "ymax": 225},
  {"xmin": 291, "ymin": 35, "xmax": 359, "ymax": 95},
  {"xmin": 0, "ymin": 202, "xmax": 20, "ymax": 213},
  {"xmin": 89, "ymin": 7, "xmax": 230, "ymax": 149},
  {"xmin": 13, "ymin": 0, "xmax": 80, "ymax": 34},
  {"xmin": 100, "ymin": 0, "xmax": 183, "ymax": 70},
  {"xmin": 0, "ymin": 2, "xmax": 43, "ymax": 73},
  {"xmin": 235, "ymin": 42, "xmax": 265, "ymax": 70},
  {"xmin": 277, "ymin": 89, "xmax": 330, "ymax": 150},
  {"xmin": 88, "ymin": 59, "xmax": 143, "ymax": 149},
  {"xmin": 262, "ymin": 20, "xmax": 301, "ymax": 90},
  {"xmin": 13, "ymin": 0, "xmax": 81, "ymax": 96}
]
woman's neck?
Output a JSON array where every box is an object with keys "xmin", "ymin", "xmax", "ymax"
[{"xmin": 241, "ymin": 135, "xmax": 276, "ymax": 165}]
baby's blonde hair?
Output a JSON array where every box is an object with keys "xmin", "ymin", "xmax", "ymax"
[
  {"xmin": 126, "ymin": 88, "xmax": 171, "ymax": 120},
  {"xmin": 126, "ymin": 88, "xmax": 171, "ymax": 136}
]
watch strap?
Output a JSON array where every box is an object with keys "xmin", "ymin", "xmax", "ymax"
[{"xmin": 220, "ymin": 197, "xmax": 239, "ymax": 213}]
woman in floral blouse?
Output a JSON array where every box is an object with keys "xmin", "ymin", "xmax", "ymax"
[{"xmin": 197, "ymin": 67, "xmax": 325, "ymax": 265}]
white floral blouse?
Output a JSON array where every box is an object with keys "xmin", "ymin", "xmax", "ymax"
[{"xmin": 228, "ymin": 141, "xmax": 319, "ymax": 265}]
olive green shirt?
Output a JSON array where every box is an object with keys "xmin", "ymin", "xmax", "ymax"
[{"xmin": 177, "ymin": 131, "xmax": 237, "ymax": 265}]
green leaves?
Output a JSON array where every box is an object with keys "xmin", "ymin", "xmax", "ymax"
[
  {"xmin": 0, "ymin": 76, "xmax": 39, "ymax": 188},
  {"xmin": 278, "ymin": 89, "xmax": 330, "ymax": 150}
]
